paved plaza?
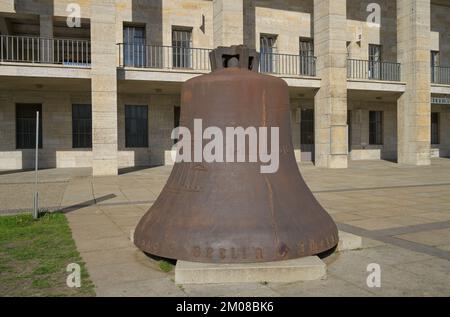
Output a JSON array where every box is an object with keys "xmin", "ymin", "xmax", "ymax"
[{"xmin": 1, "ymin": 159, "xmax": 450, "ymax": 296}]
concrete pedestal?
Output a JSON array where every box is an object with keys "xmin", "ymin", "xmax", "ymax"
[
  {"xmin": 173, "ymin": 230, "xmax": 362, "ymax": 285},
  {"xmin": 175, "ymin": 256, "xmax": 326, "ymax": 285},
  {"xmin": 130, "ymin": 229, "xmax": 363, "ymax": 285},
  {"xmin": 337, "ymin": 231, "xmax": 362, "ymax": 252}
]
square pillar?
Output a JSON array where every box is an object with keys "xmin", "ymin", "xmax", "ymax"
[
  {"xmin": 397, "ymin": 0, "xmax": 431, "ymax": 165},
  {"xmin": 39, "ymin": 15, "xmax": 54, "ymax": 63},
  {"xmin": 313, "ymin": 0, "xmax": 348, "ymax": 168},
  {"xmin": 213, "ymin": 0, "xmax": 244, "ymax": 47},
  {"xmin": 91, "ymin": 0, "xmax": 118, "ymax": 176}
]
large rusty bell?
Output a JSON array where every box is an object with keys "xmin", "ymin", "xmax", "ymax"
[{"xmin": 134, "ymin": 45, "xmax": 338, "ymax": 264}]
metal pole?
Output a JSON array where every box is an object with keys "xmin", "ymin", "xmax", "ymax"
[{"xmin": 33, "ymin": 111, "xmax": 39, "ymax": 220}]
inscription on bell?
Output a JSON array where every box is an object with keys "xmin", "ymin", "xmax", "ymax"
[{"xmin": 192, "ymin": 246, "xmax": 264, "ymax": 260}]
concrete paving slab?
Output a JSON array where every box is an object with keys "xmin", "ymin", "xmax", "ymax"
[
  {"xmin": 183, "ymin": 283, "xmax": 280, "ymax": 297},
  {"xmin": 396, "ymin": 228, "xmax": 450, "ymax": 246},
  {"xmin": 269, "ymin": 274, "xmax": 374, "ymax": 297}
]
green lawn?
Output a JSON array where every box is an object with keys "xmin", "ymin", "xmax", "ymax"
[{"xmin": 0, "ymin": 213, "xmax": 95, "ymax": 297}]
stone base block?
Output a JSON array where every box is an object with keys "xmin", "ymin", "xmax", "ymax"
[
  {"xmin": 337, "ymin": 231, "xmax": 362, "ymax": 252},
  {"xmin": 165, "ymin": 150, "xmax": 176, "ymax": 166},
  {"xmin": 175, "ymin": 257, "xmax": 326, "ymax": 285}
]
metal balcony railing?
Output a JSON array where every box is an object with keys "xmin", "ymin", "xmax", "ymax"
[
  {"xmin": 431, "ymin": 66, "xmax": 450, "ymax": 85},
  {"xmin": 260, "ymin": 53, "xmax": 316, "ymax": 77},
  {"xmin": 118, "ymin": 44, "xmax": 318, "ymax": 77},
  {"xmin": 347, "ymin": 59, "xmax": 401, "ymax": 82},
  {"xmin": 118, "ymin": 44, "xmax": 212, "ymax": 71},
  {"xmin": 0, "ymin": 35, "xmax": 91, "ymax": 66}
]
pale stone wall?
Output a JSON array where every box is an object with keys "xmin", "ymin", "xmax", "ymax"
[
  {"xmin": 0, "ymin": 90, "xmax": 179, "ymax": 170},
  {"xmin": 213, "ymin": 0, "xmax": 244, "ymax": 47},
  {"xmin": 0, "ymin": 90, "xmax": 92, "ymax": 169},
  {"xmin": 0, "ymin": 0, "xmax": 14, "ymax": 13},
  {"xmin": 397, "ymin": 0, "xmax": 431, "ymax": 166},
  {"xmin": 313, "ymin": 0, "xmax": 348, "ymax": 168},
  {"xmin": 253, "ymin": 0, "xmax": 313, "ymax": 54},
  {"xmin": 346, "ymin": 0, "xmax": 397, "ymax": 61},
  {"xmin": 348, "ymin": 102, "xmax": 397, "ymax": 161},
  {"xmin": 116, "ymin": 0, "xmax": 213, "ymax": 49},
  {"xmin": 12, "ymin": 0, "xmax": 91, "ymax": 17},
  {"xmin": 0, "ymin": 0, "xmax": 449, "ymax": 175},
  {"xmin": 431, "ymin": 3, "xmax": 450, "ymax": 67},
  {"xmin": 91, "ymin": 0, "xmax": 119, "ymax": 176},
  {"xmin": 117, "ymin": 93, "xmax": 178, "ymax": 168}
]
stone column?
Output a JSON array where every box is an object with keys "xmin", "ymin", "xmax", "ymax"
[
  {"xmin": 40, "ymin": 15, "xmax": 54, "ymax": 63},
  {"xmin": 90, "ymin": 0, "xmax": 118, "ymax": 176},
  {"xmin": 313, "ymin": 0, "xmax": 348, "ymax": 168},
  {"xmin": 213, "ymin": 0, "xmax": 244, "ymax": 47},
  {"xmin": 397, "ymin": 0, "xmax": 431, "ymax": 165}
]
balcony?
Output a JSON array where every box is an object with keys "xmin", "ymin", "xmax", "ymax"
[
  {"xmin": 0, "ymin": 35, "xmax": 91, "ymax": 67},
  {"xmin": 431, "ymin": 66, "xmax": 450, "ymax": 85},
  {"xmin": 347, "ymin": 59, "xmax": 401, "ymax": 82},
  {"xmin": 260, "ymin": 53, "xmax": 316, "ymax": 77},
  {"xmin": 118, "ymin": 44, "xmax": 318, "ymax": 78},
  {"xmin": 118, "ymin": 44, "xmax": 211, "ymax": 71}
]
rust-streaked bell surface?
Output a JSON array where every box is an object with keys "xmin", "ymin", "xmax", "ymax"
[{"xmin": 134, "ymin": 45, "xmax": 339, "ymax": 264}]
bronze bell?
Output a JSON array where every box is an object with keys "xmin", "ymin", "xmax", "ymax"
[{"xmin": 134, "ymin": 45, "xmax": 338, "ymax": 263}]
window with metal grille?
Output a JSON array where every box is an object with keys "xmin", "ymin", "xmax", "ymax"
[
  {"xmin": 16, "ymin": 104, "xmax": 42, "ymax": 149},
  {"xmin": 299, "ymin": 38, "xmax": 314, "ymax": 57},
  {"xmin": 125, "ymin": 105, "xmax": 148, "ymax": 148},
  {"xmin": 431, "ymin": 51, "xmax": 440, "ymax": 83},
  {"xmin": 431, "ymin": 112, "xmax": 440, "ymax": 145},
  {"xmin": 172, "ymin": 28, "xmax": 192, "ymax": 68},
  {"xmin": 123, "ymin": 25, "xmax": 146, "ymax": 67},
  {"xmin": 431, "ymin": 51, "xmax": 440, "ymax": 67},
  {"xmin": 299, "ymin": 38, "xmax": 314, "ymax": 76},
  {"xmin": 300, "ymin": 109, "xmax": 314, "ymax": 145},
  {"xmin": 348, "ymin": 110, "xmax": 352, "ymax": 150},
  {"xmin": 369, "ymin": 111, "xmax": 383, "ymax": 145},
  {"xmin": 72, "ymin": 104, "xmax": 92, "ymax": 148},
  {"xmin": 260, "ymin": 34, "xmax": 277, "ymax": 73},
  {"xmin": 173, "ymin": 106, "xmax": 181, "ymax": 144},
  {"xmin": 369, "ymin": 44, "xmax": 382, "ymax": 79},
  {"xmin": 369, "ymin": 44, "xmax": 382, "ymax": 61}
]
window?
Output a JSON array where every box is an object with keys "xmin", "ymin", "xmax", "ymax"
[
  {"xmin": 172, "ymin": 28, "xmax": 192, "ymax": 68},
  {"xmin": 260, "ymin": 34, "xmax": 277, "ymax": 73},
  {"xmin": 174, "ymin": 106, "xmax": 181, "ymax": 144},
  {"xmin": 347, "ymin": 110, "xmax": 352, "ymax": 150},
  {"xmin": 369, "ymin": 111, "xmax": 383, "ymax": 145},
  {"xmin": 369, "ymin": 44, "xmax": 382, "ymax": 62},
  {"xmin": 299, "ymin": 38, "xmax": 314, "ymax": 56},
  {"xmin": 123, "ymin": 25, "xmax": 146, "ymax": 67},
  {"xmin": 16, "ymin": 104, "xmax": 42, "ymax": 149},
  {"xmin": 300, "ymin": 109, "xmax": 314, "ymax": 145},
  {"xmin": 299, "ymin": 38, "xmax": 314, "ymax": 76},
  {"xmin": 431, "ymin": 51, "xmax": 440, "ymax": 83},
  {"xmin": 125, "ymin": 105, "xmax": 148, "ymax": 148},
  {"xmin": 431, "ymin": 112, "xmax": 440, "ymax": 145},
  {"xmin": 72, "ymin": 104, "xmax": 92, "ymax": 148},
  {"xmin": 346, "ymin": 41, "xmax": 352, "ymax": 58},
  {"xmin": 431, "ymin": 51, "xmax": 440, "ymax": 67},
  {"xmin": 300, "ymin": 109, "xmax": 315, "ymax": 162},
  {"xmin": 369, "ymin": 44, "xmax": 382, "ymax": 79}
]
